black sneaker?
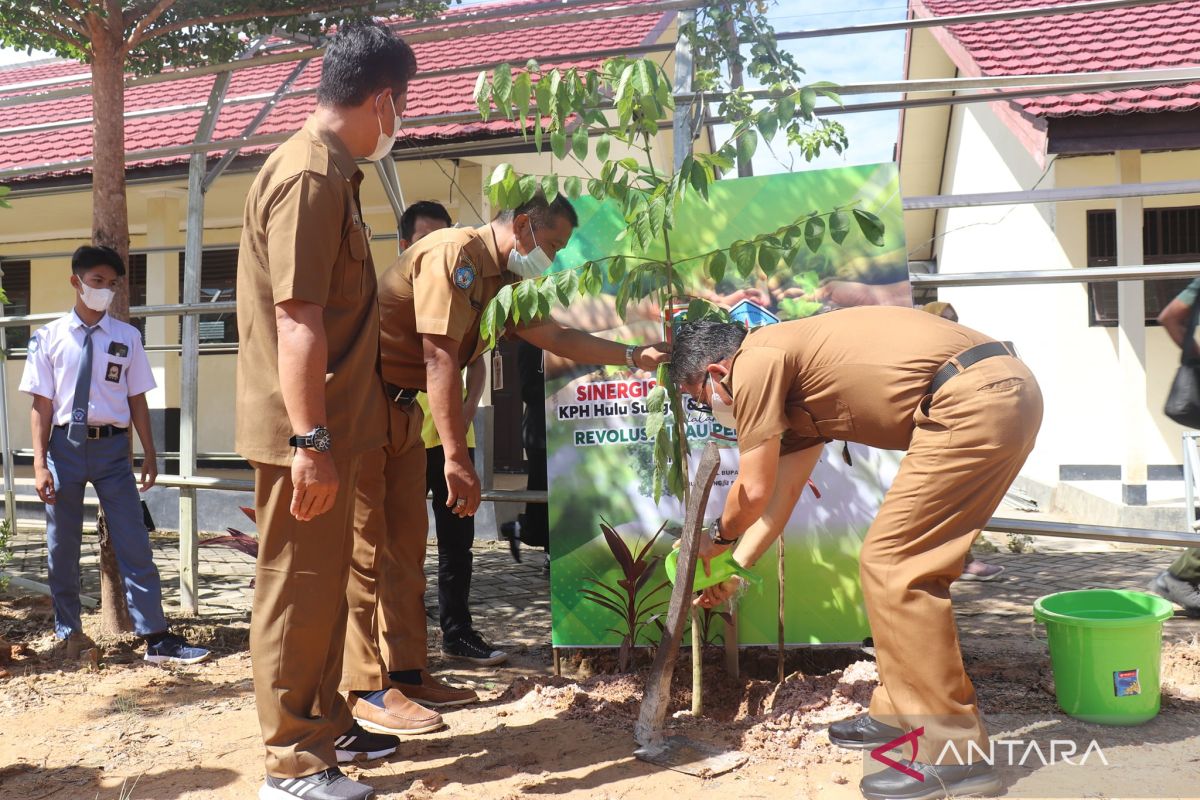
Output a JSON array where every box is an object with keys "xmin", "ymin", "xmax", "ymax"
[
  {"xmin": 860, "ymin": 759, "xmax": 1000, "ymax": 800},
  {"xmin": 260, "ymin": 768, "xmax": 374, "ymax": 800},
  {"xmin": 334, "ymin": 721, "xmax": 399, "ymax": 763},
  {"xmin": 144, "ymin": 633, "xmax": 211, "ymax": 665},
  {"xmin": 442, "ymin": 629, "xmax": 508, "ymax": 666},
  {"xmin": 827, "ymin": 712, "xmax": 905, "ymax": 750}
]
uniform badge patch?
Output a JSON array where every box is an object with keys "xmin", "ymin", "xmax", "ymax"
[
  {"xmin": 454, "ymin": 263, "xmax": 476, "ymax": 290},
  {"xmin": 73, "ymin": 409, "xmax": 85, "ymax": 422},
  {"xmin": 27, "ymin": 336, "xmax": 38, "ymax": 354},
  {"xmin": 105, "ymin": 363, "xmax": 122, "ymax": 383}
]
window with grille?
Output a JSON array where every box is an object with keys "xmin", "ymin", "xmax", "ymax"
[
  {"xmin": 0, "ymin": 260, "xmax": 31, "ymax": 354},
  {"xmin": 178, "ymin": 249, "xmax": 238, "ymax": 345},
  {"xmin": 127, "ymin": 253, "xmax": 147, "ymax": 339},
  {"xmin": 1087, "ymin": 207, "xmax": 1200, "ymax": 325}
]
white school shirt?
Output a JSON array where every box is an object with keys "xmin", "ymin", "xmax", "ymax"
[{"xmin": 19, "ymin": 310, "xmax": 156, "ymax": 428}]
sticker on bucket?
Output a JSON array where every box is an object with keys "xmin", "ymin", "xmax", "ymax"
[{"xmin": 1114, "ymin": 669, "xmax": 1141, "ymax": 697}]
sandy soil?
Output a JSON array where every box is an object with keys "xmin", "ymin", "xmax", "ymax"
[{"xmin": 2, "ymin": 592, "xmax": 1198, "ymax": 800}]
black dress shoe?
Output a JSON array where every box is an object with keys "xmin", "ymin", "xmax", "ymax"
[
  {"xmin": 828, "ymin": 712, "xmax": 905, "ymax": 750},
  {"xmin": 499, "ymin": 521, "xmax": 521, "ymax": 563},
  {"xmin": 861, "ymin": 759, "xmax": 1000, "ymax": 800}
]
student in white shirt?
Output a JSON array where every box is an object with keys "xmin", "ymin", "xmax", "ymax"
[{"xmin": 20, "ymin": 245, "xmax": 209, "ymax": 664}]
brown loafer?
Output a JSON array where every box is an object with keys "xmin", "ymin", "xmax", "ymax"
[
  {"xmin": 398, "ymin": 670, "xmax": 479, "ymax": 708},
  {"xmin": 349, "ymin": 688, "xmax": 444, "ymax": 736}
]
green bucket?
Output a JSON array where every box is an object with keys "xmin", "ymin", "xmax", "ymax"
[{"xmin": 1033, "ymin": 589, "xmax": 1175, "ymax": 725}]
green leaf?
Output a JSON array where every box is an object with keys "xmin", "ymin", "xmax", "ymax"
[
  {"xmin": 734, "ymin": 242, "xmax": 757, "ymax": 278},
  {"xmin": 516, "ymin": 279, "xmax": 540, "ymax": 322},
  {"xmin": 564, "ymin": 175, "xmax": 583, "ymax": 199},
  {"xmin": 474, "ymin": 71, "xmax": 491, "ymax": 121},
  {"xmin": 517, "ymin": 174, "xmax": 539, "ymax": 206},
  {"xmin": 495, "ymin": 283, "xmax": 514, "ymax": 322},
  {"xmin": 481, "ymin": 296, "xmax": 500, "ymax": 347},
  {"xmin": 596, "ymin": 133, "xmax": 611, "ymax": 162},
  {"xmin": 614, "ymin": 63, "xmax": 636, "ymax": 108},
  {"xmin": 541, "ymin": 174, "xmax": 559, "ymax": 202},
  {"xmin": 736, "ymin": 129, "xmax": 758, "ymax": 164},
  {"xmin": 800, "ymin": 86, "xmax": 818, "ymax": 118},
  {"xmin": 587, "ymin": 178, "xmax": 605, "ymax": 200},
  {"xmin": 538, "ymin": 277, "xmax": 557, "ymax": 316},
  {"xmin": 535, "ymin": 74, "xmax": 553, "ymax": 117},
  {"xmin": 548, "ymin": 69, "xmax": 563, "ymax": 122},
  {"xmin": 526, "ymin": 58, "xmax": 540, "ymax": 73},
  {"xmin": 853, "ymin": 208, "xmax": 887, "ymax": 246},
  {"xmin": 572, "ymin": 126, "xmax": 589, "ymax": 160},
  {"xmin": 493, "ymin": 63, "xmax": 513, "ymax": 119},
  {"xmin": 829, "ymin": 210, "xmax": 851, "ymax": 245},
  {"xmin": 758, "ymin": 245, "xmax": 779, "ymax": 276},
  {"xmin": 707, "ymin": 250, "xmax": 726, "ymax": 283},
  {"xmin": 608, "ymin": 255, "xmax": 627, "ymax": 283},
  {"xmin": 804, "ymin": 216, "xmax": 826, "ymax": 253},
  {"xmin": 689, "ymin": 162, "xmax": 709, "ymax": 200},
  {"xmin": 555, "ymin": 269, "xmax": 580, "ymax": 304},
  {"xmin": 550, "ymin": 129, "xmax": 567, "ymax": 160},
  {"xmin": 646, "ymin": 385, "xmax": 667, "ymax": 414},
  {"xmin": 648, "ymin": 199, "xmax": 666, "ymax": 238},
  {"xmin": 778, "ymin": 92, "xmax": 797, "ymax": 122},
  {"xmin": 757, "ymin": 111, "xmax": 778, "ymax": 142},
  {"xmin": 534, "ymin": 113, "xmax": 544, "ymax": 152},
  {"xmin": 619, "ymin": 157, "xmax": 639, "ymax": 172},
  {"xmin": 645, "ymin": 409, "xmax": 666, "ymax": 440},
  {"xmin": 513, "ymin": 71, "xmax": 532, "ymax": 129}
]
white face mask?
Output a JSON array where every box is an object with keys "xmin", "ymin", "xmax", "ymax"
[
  {"xmin": 707, "ymin": 373, "xmax": 736, "ymax": 428},
  {"xmin": 365, "ymin": 93, "xmax": 402, "ymax": 162},
  {"xmin": 507, "ymin": 220, "xmax": 554, "ymax": 278},
  {"xmin": 79, "ymin": 284, "xmax": 115, "ymax": 313}
]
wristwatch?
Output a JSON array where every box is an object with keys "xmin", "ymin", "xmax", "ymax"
[
  {"xmin": 625, "ymin": 344, "xmax": 639, "ymax": 370},
  {"xmin": 711, "ymin": 517, "xmax": 738, "ymax": 546},
  {"xmin": 289, "ymin": 426, "xmax": 332, "ymax": 452}
]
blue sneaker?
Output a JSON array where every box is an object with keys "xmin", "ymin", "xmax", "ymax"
[{"xmin": 144, "ymin": 633, "xmax": 211, "ymax": 665}]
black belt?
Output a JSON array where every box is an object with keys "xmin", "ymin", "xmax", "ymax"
[
  {"xmin": 54, "ymin": 424, "xmax": 127, "ymax": 439},
  {"xmin": 930, "ymin": 341, "xmax": 1017, "ymax": 396},
  {"xmin": 384, "ymin": 383, "xmax": 420, "ymax": 406}
]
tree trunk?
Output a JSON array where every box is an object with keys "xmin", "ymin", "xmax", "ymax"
[{"xmin": 91, "ymin": 33, "xmax": 135, "ymax": 635}]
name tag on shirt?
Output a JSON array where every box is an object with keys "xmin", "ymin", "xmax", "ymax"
[
  {"xmin": 105, "ymin": 363, "xmax": 123, "ymax": 383},
  {"xmin": 108, "ymin": 341, "xmax": 129, "ymax": 358}
]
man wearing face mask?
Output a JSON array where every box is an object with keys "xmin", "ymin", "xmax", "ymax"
[
  {"xmin": 20, "ymin": 245, "xmax": 210, "ymax": 665},
  {"xmin": 235, "ymin": 21, "xmax": 415, "ymax": 800},
  {"xmin": 339, "ymin": 192, "xmax": 670, "ymax": 726}
]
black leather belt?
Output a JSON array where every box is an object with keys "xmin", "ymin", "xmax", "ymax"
[
  {"xmin": 54, "ymin": 423, "xmax": 127, "ymax": 439},
  {"xmin": 930, "ymin": 341, "xmax": 1017, "ymax": 396},
  {"xmin": 384, "ymin": 383, "xmax": 420, "ymax": 406}
]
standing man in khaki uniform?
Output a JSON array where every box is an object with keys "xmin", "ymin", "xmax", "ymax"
[
  {"xmin": 673, "ymin": 308, "xmax": 1042, "ymax": 800},
  {"xmin": 236, "ymin": 22, "xmax": 416, "ymax": 800},
  {"xmin": 340, "ymin": 193, "xmax": 669, "ymax": 733}
]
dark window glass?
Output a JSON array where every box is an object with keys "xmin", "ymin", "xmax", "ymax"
[
  {"xmin": 1087, "ymin": 207, "xmax": 1200, "ymax": 325},
  {"xmin": 1, "ymin": 259, "xmax": 31, "ymax": 354},
  {"xmin": 127, "ymin": 253, "xmax": 147, "ymax": 339},
  {"xmin": 178, "ymin": 249, "xmax": 238, "ymax": 345}
]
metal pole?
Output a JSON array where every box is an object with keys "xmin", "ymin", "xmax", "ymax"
[
  {"xmin": 672, "ymin": 9, "xmax": 696, "ymax": 173},
  {"xmin": 0, "ymin": 327, "xmax": 16, "ymax": 538},
  {"xmin": 903, "ymin": 178, "xmax": 1200, "ymax": 210},
  {"xmin": 1115, "ymin": 149, "xmax": 1148, "ymax": 507},
  {"xmin": 1184, "ymin": 433, "xmax": 1198, "ymax": 531},
  {"xmin": 909, "ymin": 262, "xmax": 1200, "ymax": 288}
]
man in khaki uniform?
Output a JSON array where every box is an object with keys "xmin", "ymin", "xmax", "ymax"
[
  {"xmin": 236, "ymin": 22, "xmax": 416, "ymax": 800},
  {"xmin": 673, "ymin": 308, "xmax": 1042, "ymax": 800},
  {"xmin": 340, "ymin": 193, "xmax": 669, "ymax": 733}
]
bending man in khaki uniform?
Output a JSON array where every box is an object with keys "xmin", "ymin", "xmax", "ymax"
[
  {"xmin": 341, "ymin": 192, "xmax": 668, "ymax": 734},
  {"xmin": 673, "ymin": 308, "xmax": 1042, "ymax": 800},
  {"xmin": 236, "ymin": 22, "xmax": 415, "ymax": 800}
]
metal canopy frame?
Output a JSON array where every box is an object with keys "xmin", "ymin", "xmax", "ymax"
[{"xmin": 3, "ymin": 0, "xmax": 1200, "ymax": 613}]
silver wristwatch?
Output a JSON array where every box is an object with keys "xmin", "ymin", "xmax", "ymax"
[{"xmin": 625, "ymin": 344, "xmax": 638, "ymax": 370}]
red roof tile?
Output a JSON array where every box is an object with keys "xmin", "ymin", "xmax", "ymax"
[
  {"xmin": 0, "ymin": 0, "xmax": 669, "ymax": 182},
  {"xmin": 913, "ymin": 0, "xmax": 1200, "ymax": 117}
]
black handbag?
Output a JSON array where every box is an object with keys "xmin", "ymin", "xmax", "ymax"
[{"xmin": 1165, "ymin": 300, "xmax": 1200, "ymax": 429}]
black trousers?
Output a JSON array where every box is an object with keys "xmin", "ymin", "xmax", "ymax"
[
  {"xmin": 425, "ymin": 445, "xmax": 474, "ymax": 639},
  {"xmin": 519, "ymin": 446, "xmax": 550, "ymax": 550}
]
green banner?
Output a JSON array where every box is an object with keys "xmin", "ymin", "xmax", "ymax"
[{"xmin": 545, "ymin": 164, "xmax": 908, "ymax": 647}]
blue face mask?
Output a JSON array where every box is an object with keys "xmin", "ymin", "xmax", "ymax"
[{"xmin": 507, "ymin": 220, "xmax": 553, "ymax": 278}]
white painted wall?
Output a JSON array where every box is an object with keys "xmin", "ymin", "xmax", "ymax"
[{"xmin": 926, "ymin": 101, "xmax": 1200, "ymax": 483}]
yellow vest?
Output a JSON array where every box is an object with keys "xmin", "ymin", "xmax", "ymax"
[{"xmin": 417, "ymin": 387, "xmax": 476, "ymax": 449}]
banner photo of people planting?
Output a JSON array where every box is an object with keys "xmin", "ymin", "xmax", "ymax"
[{"xmin": 542, "ymin": 163, "xmax": 910, "ymax": 649}]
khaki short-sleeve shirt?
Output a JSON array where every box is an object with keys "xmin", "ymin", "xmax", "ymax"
[
  {"xmin": 235, "ymin": 116, "xmax": 387, "ymax": 466},
  {"xmin": 378, "ymin": 226, "xmax": 512, "ymax": 390},
  {"xmin": 729, "ymin": 306, "xmax": 995, "ymax": 455}
]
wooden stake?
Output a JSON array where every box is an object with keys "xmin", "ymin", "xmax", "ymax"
[
  {"xmin": 691, "ymin": 606, "xmax": 703, "ymax": 715},
  {"xmin": 777, "ymin": 535, "xmax": 786, "ymax": 684},
  {"xmin": 634, "ymin": 442, "xmax": 721, "ymax": 748}
]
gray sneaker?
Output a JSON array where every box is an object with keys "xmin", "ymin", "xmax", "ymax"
[
  {"xmin": 260, "ymin": 768, "xmax": 373, "ymax": 800},
  {"xmin": 1148, "ymin": 571, "xmax": 1200, "ymax": 618}
]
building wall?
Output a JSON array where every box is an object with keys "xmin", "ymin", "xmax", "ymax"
[{"xmin": 926, "ymin": 100, "xmax": 1200, "ymax": 482}]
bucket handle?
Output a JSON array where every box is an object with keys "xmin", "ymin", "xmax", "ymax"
[{"xmin": 1030, "ymin": 618, "xmax": 1048, "ymax": 644}]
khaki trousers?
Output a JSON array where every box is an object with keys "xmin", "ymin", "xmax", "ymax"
[
  {"xmin": 250, "ymin": 452, "xmax": 361, "ymax": 779},
  {"xmin": 341, "ymin": 401, "xmax": 430, "ymax": 692},
  {"xmin": 860, "ymin": 356, "xmax": 1042, "ymax": 763}
]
